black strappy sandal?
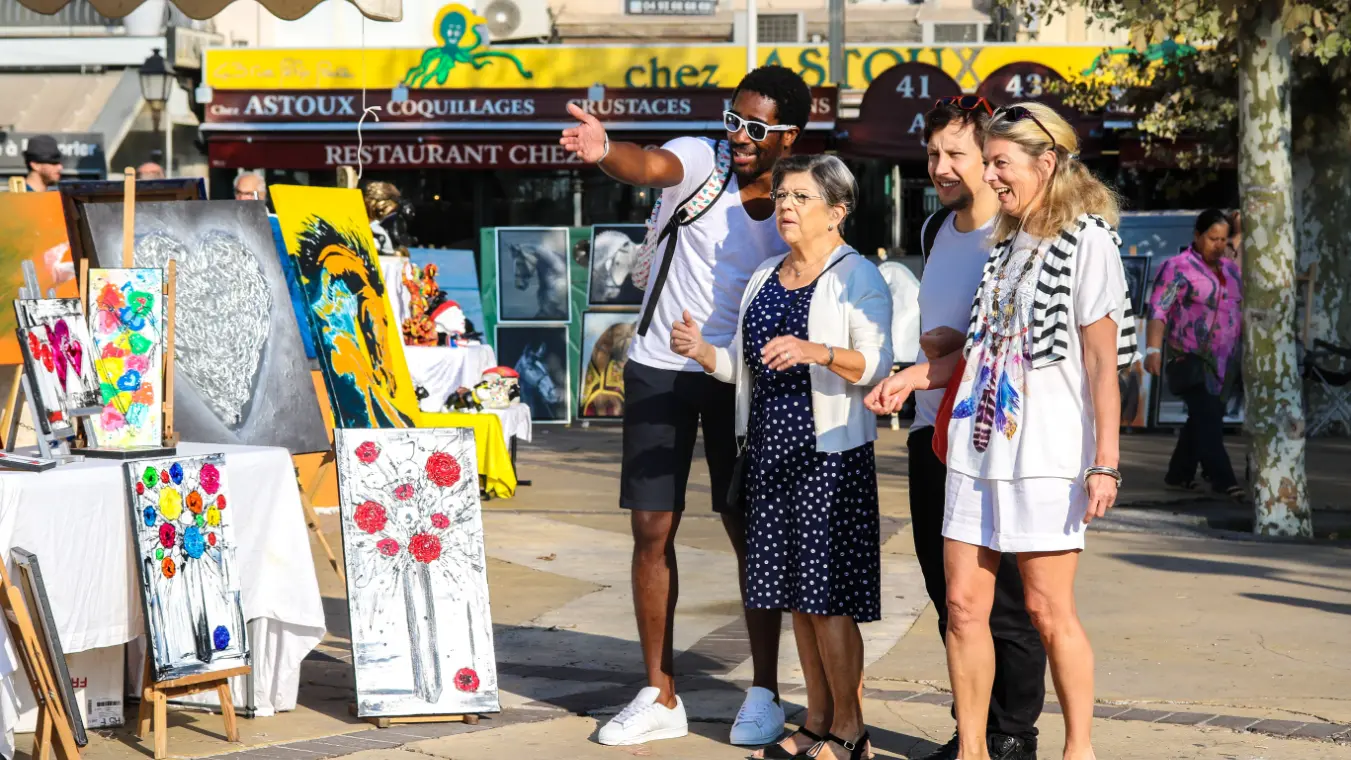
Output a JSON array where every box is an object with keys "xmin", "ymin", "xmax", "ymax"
[
  {"xmin": 813, "ymin": 731, "xmax": 871, "ymax": 760},
  {"xmin": 760, "ymin": 727, "xmax": 826, "ymax": 760}
]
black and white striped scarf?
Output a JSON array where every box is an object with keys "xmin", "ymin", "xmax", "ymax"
[{"xmin": 964, "ymin": 214, "xmax": 1138, "ymax": 370}]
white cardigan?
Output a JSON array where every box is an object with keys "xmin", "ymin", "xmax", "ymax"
[{"xmin": 710, "ymin": 245, "xmax": 894, "ymax": 453}]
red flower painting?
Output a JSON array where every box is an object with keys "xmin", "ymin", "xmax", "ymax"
[
  {"xmin": 425, "ymin": 452, "xmax": 461, "ymax": 488},
  {"xmin": 430, "ymin": 513, "xmax": 450, "ymax": 529},
  {"xmin": 377, "ymin": 538, "xmax": 400, "ymax": 557},
  {"xmin": 454, "ymin": 668, "xmax": 480, "ymax": 692},
  {"xmin": 409, "ymin": 533, "xmax": 442, "ymax": 564},
  {"xmin": 394, "ymin": 483, "xmax": 416, "ymax": 501},
  {"xmin": 354, "ymin": 501, "xmax": 388, "ymax": 534},
  {"xmin": 356, "ymin": 441, "xmax": 380, "ymax": 464}
]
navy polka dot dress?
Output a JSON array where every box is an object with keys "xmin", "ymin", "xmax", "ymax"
[{"xmin": 741, "ymin": 274, "xmax": 881, "ymax": 623}]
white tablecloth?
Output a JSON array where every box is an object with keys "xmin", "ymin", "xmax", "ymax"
[
  {"xmin": 484, "ymin": 405, "xmax": 532, "ymax": 444},
  {"xmin": 0, "ymin": 442, "xmax": 326, "ymax": 752},
  {"xmin": 405, "ymin": 344, "xmax": 499, "ymax": 412}
]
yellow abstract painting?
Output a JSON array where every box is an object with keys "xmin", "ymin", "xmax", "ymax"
[{"xmin": 271, "ymin": 186, "xmax": 420, "ymax": 429}]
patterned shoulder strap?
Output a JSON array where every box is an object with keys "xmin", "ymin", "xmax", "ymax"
[{"xmin": 632, "ymin": 140, "xmax": 732, "ymax": 290}]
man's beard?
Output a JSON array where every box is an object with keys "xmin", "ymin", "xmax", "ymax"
[{"xmin": 940, "ymin": 187, "xmax": 974, "ymax": 211}]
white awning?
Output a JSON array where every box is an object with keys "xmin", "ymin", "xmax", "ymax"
[{"xmin": 13, "ymin": 0, "xmax": 401, "ymax": 22}]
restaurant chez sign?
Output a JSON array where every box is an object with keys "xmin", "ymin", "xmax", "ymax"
[{"xmin": 202, "ymin": 87, "xmax": 839, "ymax": 129}]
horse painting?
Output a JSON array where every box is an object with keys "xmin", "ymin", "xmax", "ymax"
[
  {"xmin": 496, "ymin": 229, "xmax": 570, "ymax": 322},
  {"xmin": 587, "ymin": 227, "xmax": 644, "ymax": 306},
  {"xmin": 514, "ymin": 341, "xmax": 565, "ymax": 421},
  {"xmin": 496, "ymin": 324, "xmax": 569, "ymax": 423}
]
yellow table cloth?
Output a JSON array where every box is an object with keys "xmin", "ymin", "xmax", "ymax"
[{"xmin": 420, "ymin": 410, "xmax": 517, "ymax": 499}]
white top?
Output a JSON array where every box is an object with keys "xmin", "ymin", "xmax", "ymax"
[
  {"xmin": 947, "ymin": 225, "xmax": 1125, "ymax": 480},
  {"xmin": 628, "ymin": 136, "xmax": 788, "ymax": 372},
  {"xmin": 878, "ymin": 261, "xmax": 921, "ymax": 368},
  {"xmin": 710, "ymin": 245, "xmax": 894, "ymax": 453},
  {"xmin": 912, "ymin": 214, "xmax": 995, "ymax": 430}
]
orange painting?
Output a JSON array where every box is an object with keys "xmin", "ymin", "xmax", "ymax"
[{"xmin": 0, "ymin": 193, "xmax": 78, "ymax": 364}]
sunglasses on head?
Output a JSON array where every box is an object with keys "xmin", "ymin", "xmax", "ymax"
[
  {"xmin": 994, "ymin": 105, "xmax": 1060, "ymax": 153},
  {"xmin": 932, "ymin": 95, "xmax": 994, "ymax": 116},
  {"xmin": 723, "ymin": 110, "xmax": 793, "ymax": 142}
]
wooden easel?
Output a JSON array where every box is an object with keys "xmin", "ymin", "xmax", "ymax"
[
  {"xmin": 119, "ymin": 168, "xmax": 179, "ymax": 447},
  {"xmin": 137, "ymin": 657, "xmax": 248, "ymax": 760},
  {"xmin": 347, "ymin": 703, "xmax": 479, "ymax": 730},
  {"xmin": 0, "ymin": 560, "xmax": 81, "ymax": 759},
  {"xmin": 298, "ymin": 448, "xmax": 344, "ymax": 584},
  {"xmin": 2, "ymin": 178, "xmax": 28, "ymax": 451}
]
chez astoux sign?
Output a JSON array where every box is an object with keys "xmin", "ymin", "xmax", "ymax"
[{"xmin": 202, "ymin": 87, "xmax": 838, "ymax": 131}]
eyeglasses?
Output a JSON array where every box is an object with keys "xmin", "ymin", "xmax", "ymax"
[
  {"xmin": 933, "ymin": 95, "xmax": 994, "ymax": 116},
  {"xmin": 723, "ymin": 110, "xmax": 793, "ymax": 142},
  {"xmin": 771, "ymin": 191, "xmax": 824, "ymax": 207},
  {"xmin": 993, "ymin": 105, "xmax": 1059, "ymax": 153}
]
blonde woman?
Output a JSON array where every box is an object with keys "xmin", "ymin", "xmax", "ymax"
[{"xmin": 867, "ymin": 102, "xmax": 1135, "ymax": 760}]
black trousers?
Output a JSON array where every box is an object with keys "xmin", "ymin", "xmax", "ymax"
[
  {"xmin": 1166, "ymin": 386, "xmax": 1238, "ymax": 490},
  {"xmin": 907, "ymin": 427, "xmax": 1047, "ymax": 742}
]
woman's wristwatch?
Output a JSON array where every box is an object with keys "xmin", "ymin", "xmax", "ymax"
[{"xmin": 1084, "ymin": 465, "xmax": 1122, "ymax": 487}]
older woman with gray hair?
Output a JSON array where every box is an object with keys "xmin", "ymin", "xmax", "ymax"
[{"xmin": 671, "ymin": 154, "xmax": 892, "ymax": 760}]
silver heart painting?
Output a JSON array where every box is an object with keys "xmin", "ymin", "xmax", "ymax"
[{"xmin": 84, "ymin": 201, "xmax": 329, "ymax": 454}]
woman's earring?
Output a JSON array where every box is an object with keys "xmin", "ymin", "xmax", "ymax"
[{"xmin": 827, "ymin": 224, "xmax": 834, "ymax": 231}]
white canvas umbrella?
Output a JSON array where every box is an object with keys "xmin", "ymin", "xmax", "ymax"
[{"xmin": 13, "ymin": 0, "xmax": 401, "ymax": 22}]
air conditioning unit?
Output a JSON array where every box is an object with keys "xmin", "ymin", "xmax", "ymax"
[{"xmin": 475, "ymin": 0, "xmax": 553, "ymax": 42}]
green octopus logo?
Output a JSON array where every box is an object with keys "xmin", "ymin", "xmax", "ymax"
[
  {"xmin": 1082, "ymin": 40, "xmax": 1199, "ymax": 76},
  {"xmin": 403, "ymin": 3, "xmax": 534, "ymax": 87}
]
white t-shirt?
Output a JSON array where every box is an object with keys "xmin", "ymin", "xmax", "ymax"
[
  {"xmin": 628, "ymin": 137, "xmax": 788, "ymax": 372},
  {"xmin": 878, "ymin": 261, "xmax": 921, "ymax": 366},
  {"xmin": 912, "ymin": 214, "xmax": 995, "ymax": 430},
  {"xmin": 946, "ymin": 225, "xmax": 1125, "ymax": 480}
]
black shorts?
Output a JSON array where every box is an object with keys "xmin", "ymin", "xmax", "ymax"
[{"xmin": 620, "ymin": 360, "xmax": 737, "ymax": 512}]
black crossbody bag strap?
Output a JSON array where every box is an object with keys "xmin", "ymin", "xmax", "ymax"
[{"xmin": 637, "ymin": 142, "xmax": 733, "ymax": 337}]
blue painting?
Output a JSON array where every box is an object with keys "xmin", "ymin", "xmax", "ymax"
[
  {"xmin": 407, "ymin": 248, "xmax": 486, "ymax": 338},
  {"xmin": 270, "ymin": 214, "xmax": 318, "ymax": 359}
]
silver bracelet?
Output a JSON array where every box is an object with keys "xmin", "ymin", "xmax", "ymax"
[
  {"xmin": 825, "ymin": 344, "xmax": 835, "ymax": 367},
  {"xmin": 1084, "ymin": 465, "xmax": 1122, "ymax": 487}
]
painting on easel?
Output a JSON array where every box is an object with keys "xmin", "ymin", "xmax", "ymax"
[
  {"xmin": 87, "ymin": 268, "xmax": 164, "ymax": 449},
  {"xmin": 125, "ymin": 452, "xmax": 248, "ymax": 681},
  {"xmin": 0, "ymin": 193, "xmax": 78, "ymax": 364},
  {"xmin": 14, "ymin": 298, "xmax": 102, "ymax": 437},
  {"xmin": 334, "ymin": 427, "xmax": 499, "ymax": 718}
]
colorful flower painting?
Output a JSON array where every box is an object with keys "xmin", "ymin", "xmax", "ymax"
[
  {"xmin": 87, "ymin": 268, "xmax": 164, "ymax": 449},
  {"xmin": 125, "ymin": 453, "xmax": 248, "ymax": 681},
  {"xmin": 334, "ymin": 427, "xmax": 499, "ymax": 718},
  {"xmin": 14, "ymin": 298, "xmax": 103, "ymax": 437}
]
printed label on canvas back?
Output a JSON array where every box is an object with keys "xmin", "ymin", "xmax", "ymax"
[
  {"xmin": 87, "ymin": 268, "xmax": 164, "ymax": 448},
  {"xmin": 334, "ymin": 427, "xmax": 500, "ymax": 717},
  {"xmin": 125, "ymin": 453, "xmax": 249, "ymax": 681}
]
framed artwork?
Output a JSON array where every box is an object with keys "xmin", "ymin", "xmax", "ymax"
[
  {"xmin": 495, "ymin": 228, "xmax": 570, "ymax": 322},
  {"xmin": 87, "ymin": 268, "xmax": 164, "ymax": 449},
  {"xmin": 59, "ymin": 176, "xmax": 204, "ymax": 268},
  {"xmin": 83, "ymin": 200, "xmax": 329, "ymax": 454},
  {"xmin": 125, "ymin": 453, "xmax": 248, "ymax": 682},
  {"xmin": 587, "ymin": 224, "xmax": 645, "ymax": 307},
  {"xmin": 579, "ymin": 312, "xmax": 638, "ymax": 419},
  {"xmin": 11, "ymin": 548, "xmax": 88, "ymax": 747},
  {"xmin": 494, "ymin": 324, "xmax": 570, "ymax": 424},
  {"xmin": 270, "ymin": 214, "xmax": 318, "ymax": 360},
  {"xmin": 1152, "ymin": 343, "xmax": 1245, "ymax": 427},
  {"xmin": 407, "ymin": 248, "xmax": 485, "ymax": 337},
  {"xmin": 272, "ymin": 185, "xmax": 420, "ymax": 429},
  {"xmin": 334, "ymin": 428, "xmax": 499, "ymax": 718},
  {"xmin": 0, "ymin": 192, "xmax": 79, "ymax": 364},
  {"xmin": 1121, "ymin": 255, "xmax": 1153, "ymax": 315},
  {"xmin": 14, "ymin": 298, "xmax": 102, "ymax": 438}
]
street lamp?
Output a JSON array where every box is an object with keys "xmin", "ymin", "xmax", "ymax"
[{"xmin": 139, "ymin": 48, "xmax": 172, "ymax": 133}]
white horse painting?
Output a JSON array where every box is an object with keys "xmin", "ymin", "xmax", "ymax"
[{"xmin": 497, "ymin": 228, "xmax": 571, "ymax": 322}]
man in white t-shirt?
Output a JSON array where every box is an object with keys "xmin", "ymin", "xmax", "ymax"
[
  {"xmin": 881, "ymin": 98, "xmax": 1046, "ymax": 760},
  {"xmin": 560, "ymin": 67, "xmax": 813, "ymax": 747}
]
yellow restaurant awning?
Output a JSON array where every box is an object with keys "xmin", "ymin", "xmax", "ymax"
[{"xmin": 13, "ymin": 0, "xmax": 400, "ymax": 22}]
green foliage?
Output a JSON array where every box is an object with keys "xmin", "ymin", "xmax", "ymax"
[{"xmin": 994, "ymin": 0, "xmax": 1351, "ymax": 163}]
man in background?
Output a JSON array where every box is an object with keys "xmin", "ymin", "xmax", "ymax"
[
  {"xmin": 234, "ymin": 172, "xmax": 268, "ymax": 202},
  {"xmin": 136, "ymin": 161, "xmax": 165, "ymax": 180},
  {"xmin": 23, "ymin": 135, "xmax": 63, "ymax": 192}
]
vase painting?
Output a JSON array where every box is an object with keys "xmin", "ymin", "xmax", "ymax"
[
  {"xmin": 125, "ymin": 453, "xmax": 249, "ymax": 681},
  {"xmin": 334, "ymin": 427, "xmax": 499, "ymax": 717}
]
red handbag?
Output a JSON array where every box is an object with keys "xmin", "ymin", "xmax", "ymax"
[{"xmin": 931, "ymin": 358, "xmax": 967, "ymax": 465}]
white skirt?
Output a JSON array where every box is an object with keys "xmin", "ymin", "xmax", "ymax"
[{"xmin": 942, "ymin": 470, "xmax": 1089, "ymax": 553}]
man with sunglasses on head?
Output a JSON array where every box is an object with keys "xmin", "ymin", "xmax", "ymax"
[
  {"xmin": 868, "ymin": 96, "xmax": 1045, "ymax": 760},
  {"xmin": 560, "ymin": 66, "xmax": 812, "ymax": 748}
]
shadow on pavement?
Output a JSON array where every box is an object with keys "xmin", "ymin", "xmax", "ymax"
[
  {"xmin": 1241, "ymin": 592, "xmax": 1351, "ymax": 616},
  {"xmin": 1109, "ymin": 551, "xmax": 1351, "ymax": 589}
]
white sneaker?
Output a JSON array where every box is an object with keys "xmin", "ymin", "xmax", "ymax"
[
  {"xmin": 729, "ymin": 686, "xmax": 786, "ymax": 746},
  {"xmin": 597, "ymin": 686, "xmax": 689, "ymax": 746}
]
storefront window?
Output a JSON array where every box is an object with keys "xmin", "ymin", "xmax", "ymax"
[{"xmin": 582, "ymin": 169, "xmax": 655, "ymax": 225}]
